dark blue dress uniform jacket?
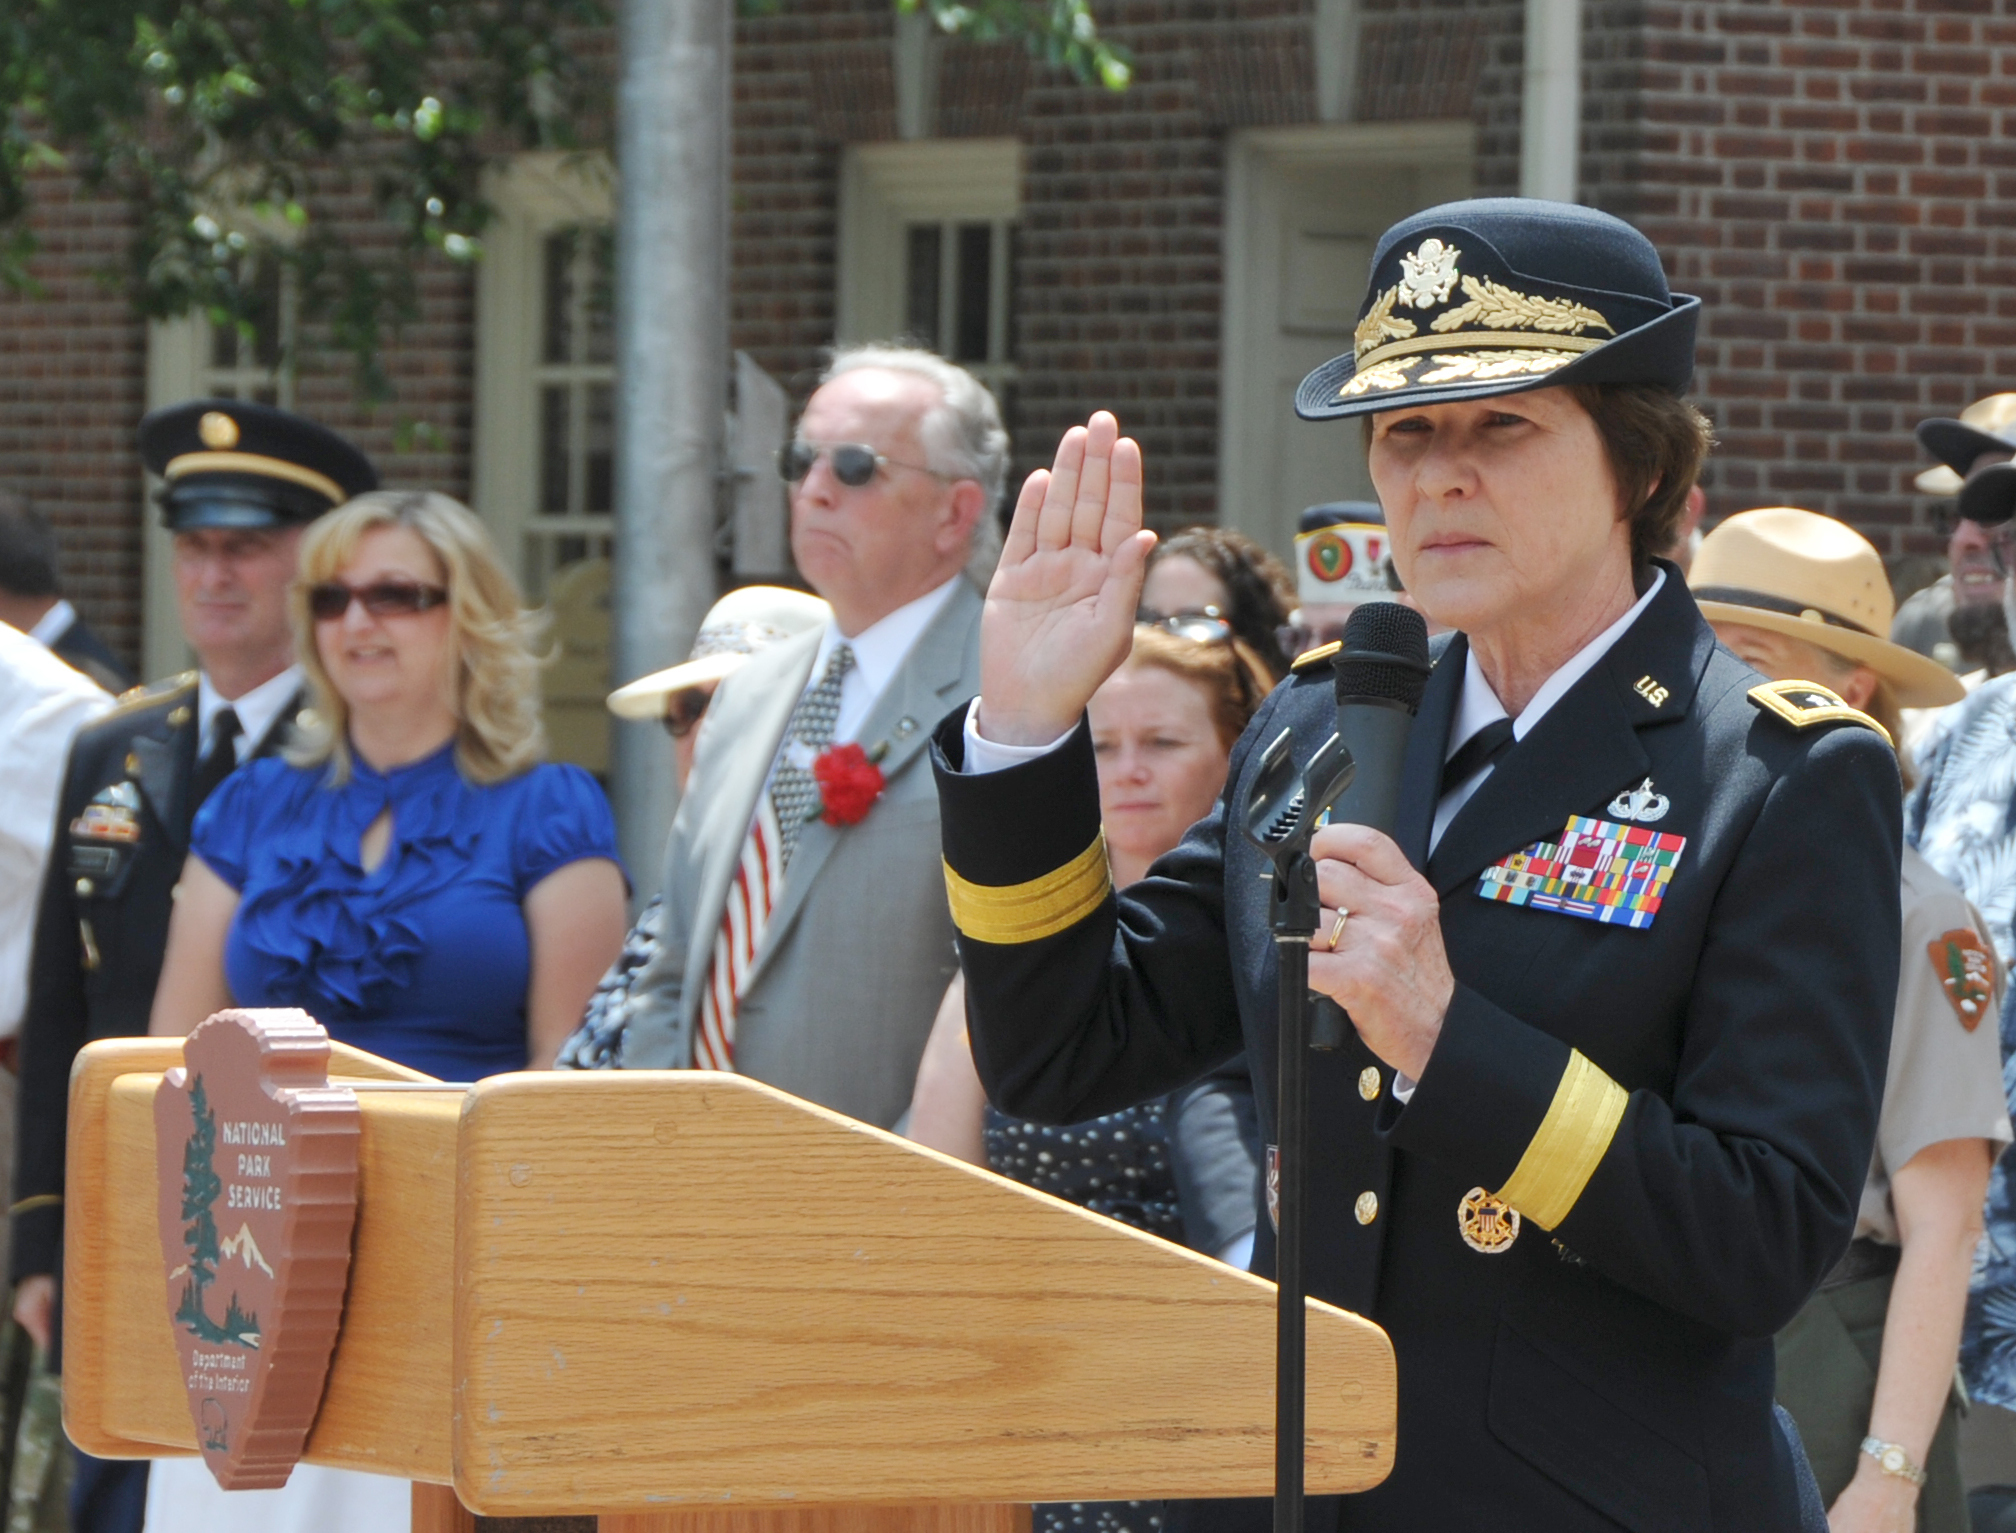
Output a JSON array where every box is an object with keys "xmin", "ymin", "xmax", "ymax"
[{"xmin": 931, "ymin": 567, "xmax": 1901, "ymax": 1533}]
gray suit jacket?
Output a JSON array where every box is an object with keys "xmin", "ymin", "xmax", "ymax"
[{"xmin": 622, "ymin": 578, "xmax": 983, "ymax": 1127}]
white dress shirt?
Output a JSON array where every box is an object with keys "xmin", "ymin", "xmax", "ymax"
[
  {"xmin": 26, "ymin": 599, "xmax": 76, "ymax": 648},
  {"xmin": 1430, "ymin": 568, "xmax": 1664, "ymax": 852},
  {"xmin": 804, "ymin": 575, "xmax": 963, "ymax": 747},
  {"xmin": 0, "ymin": 621, "xmax": 112, "ymax": 1036},
  {"xmin": 197, "ymin": 664, "xmax": 304, "ymax": 763}
]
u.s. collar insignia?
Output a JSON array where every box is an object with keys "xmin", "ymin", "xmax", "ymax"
[
  {"xmin": 1478, "ymin": 815, "xmax": 1687, "ymax": 930},
  {"xmin": 72, "ymin": 780, "xmax": 142, "ymax": 843},
  {"xmin": 1930, "ymin": 928, "xmax": 1995, "ymax": 1030},
  {"xmin": 1459, "ymin": 1187, "xmax": 1520, "ymax": 1253},
  {"xmin": 1607, "ymin": 778, "xmax": 1669, "ymax": 823}
]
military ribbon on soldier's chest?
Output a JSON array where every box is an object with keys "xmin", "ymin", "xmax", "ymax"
[{"xmin": 1477, "ymin": 815, "xmax": 1688, "ymax": 930}]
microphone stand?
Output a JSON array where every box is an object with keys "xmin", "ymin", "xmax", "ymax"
[{"xmin": 1243, "ymin": 728, "xmax": 1355, "ymax": 1533}]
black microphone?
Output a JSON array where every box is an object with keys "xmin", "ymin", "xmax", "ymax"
[{"xmin": 1311, "ymin": 602, "xmax": 1431, "ymax": 1048}]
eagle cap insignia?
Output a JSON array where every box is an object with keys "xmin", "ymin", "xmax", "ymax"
[
  {"xmin": 1398, "ymin": 239, "xmax": 1462, "ymax": 310},
  {"xmin": 154, "ymin": 1009, "xmax": 361, "ymax": 1489}
]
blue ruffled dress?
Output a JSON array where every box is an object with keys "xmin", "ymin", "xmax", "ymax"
[{"xmin": 192, "ymin": 742, "xmax": 622, "ymax": 1081}]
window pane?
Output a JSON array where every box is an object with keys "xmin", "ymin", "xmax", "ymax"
[
  {"xmin": 539, "ymin": 385, "xmax": 571, "ymax": 514},
  {"xmin": 906, "ymin": 225, "xmax": 942, "ymax": 352},
  {"xmin": 954, "ymin": 223, "xmax": 992, "ymax": 363},
  {"xmin": 585, "ymin": 384, "xmax": 614, "ymax": 513},
  {"xmin": 542, "ymin": 230, "xmax": 577, "ymax": 365},
  {"xmin": 249, "ymin": 267, "xmax": 284, "ymax": 369},
  {"xmin": 586, "ymin": 229, "xmax": 616, "ymax": 366},
  {"xmin": 210, "ymin": 321, "xmax": 240, "ymax": 370}
]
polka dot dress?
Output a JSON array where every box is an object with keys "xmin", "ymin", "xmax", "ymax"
[{"xmin": 984, "ymin": 1101, "xmax": 1181, "ymax": 1533}]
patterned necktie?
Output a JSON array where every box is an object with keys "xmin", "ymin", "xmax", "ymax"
[
  {"xmin": 693, "ymin": 642, "xmax": 855, "ymax": 1072},
  {"xmin": 768, "ymin": 643, "xmax": 855, "ymax": 871}
]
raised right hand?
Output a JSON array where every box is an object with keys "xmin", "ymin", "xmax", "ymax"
[{"xmin": 976, "ymin": 412, "xmax": 1156, "ymax": 746}]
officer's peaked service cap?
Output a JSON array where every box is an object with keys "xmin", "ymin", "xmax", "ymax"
[
  {"xmin": 1296, "ymin": 198, "xmax": 1701, "ymax": 422},
  {"xmin": 140, "ymin": 399, "xmax": 379, "ymax": 532}
]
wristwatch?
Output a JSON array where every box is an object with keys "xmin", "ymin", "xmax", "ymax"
[{"xmin": 1860, "ymin": 1436, "xmax": 1928, "ymax": 1486}]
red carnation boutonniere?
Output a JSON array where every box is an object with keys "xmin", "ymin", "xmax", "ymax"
[{"xmin": 810, "ymin": 741, "xmax": 888, "ymax": 827}]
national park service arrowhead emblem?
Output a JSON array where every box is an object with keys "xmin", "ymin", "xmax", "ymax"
[{"xmin": 154, "ymin": 1010, "xmax": 360, "ymax": 1489}]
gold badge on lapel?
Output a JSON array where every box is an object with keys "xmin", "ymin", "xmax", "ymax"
[
  {"xmin": 1458, "ymin": 1187, "xmax": 1520, "ymax": 1254},
  {"xmin": 1930, "ymin": 928, "xmax": 1995, "ymax": 1030},
  {"xmin": 72, "ymin": 780, "xmax": 142, "ymax": 843}
]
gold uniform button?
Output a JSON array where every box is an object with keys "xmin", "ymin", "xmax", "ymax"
[
  {"xmin": 1354, "ymin": 1191, "xmax": 1379, "ymax": 1225},
  {"xmin": 74, "ymin": 878, "xmax": 94, "ymax": 898},
  {"xmin": 1358, "ymin": 1066, "xmax": 1381, "ymax": 1101}
]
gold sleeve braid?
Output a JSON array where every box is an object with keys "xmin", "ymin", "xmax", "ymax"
[
  {"xmin": 1494, "ymin": 1049, "xmax": 1629, "ymax": 1230},
  {"xmin": 943, "ymin": 833, "xmax": 1112, "ymax": 945}
]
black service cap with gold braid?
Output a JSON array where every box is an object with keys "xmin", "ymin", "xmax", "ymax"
[
  {"xmin": 139, "ymin": 398, "xmax": 379, "ymax": 531},
  {"xmin": 1295, "ymin": 198, "xmax": 1700, "ymax": 421}
]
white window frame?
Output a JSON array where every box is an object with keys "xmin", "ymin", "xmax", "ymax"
[
  {"xmin": 1217, "ymin": 121, "xmax": 1474, "ymax": 559},
  {"xmin": 837, "ymin": 139, "xmax": 1022, "ymax": 393}
]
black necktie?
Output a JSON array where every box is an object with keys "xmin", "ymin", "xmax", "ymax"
[
  {"xmin": 191, "ymin": 707, "xmax": 242, "ymax": 810},
  {"xmin": 1440, "ymin": 716, "xmax": 1516, "ymax": 796}
]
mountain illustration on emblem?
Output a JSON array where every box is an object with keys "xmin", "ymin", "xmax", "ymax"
[{"xmin": 171, "ymin": 1075, "xmax": 263, "ymax": 1349}]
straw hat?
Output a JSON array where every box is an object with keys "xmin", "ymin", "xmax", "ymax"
[
  {"xmin": 1914, "ymin": 393, "xmax": 2016, "ymax": 496},
  {"xmin": 606, "ymin": 585, "xmax": 830, "ymax": 720},
  {"xmin": 1690, "ymin": 508, "xmax": 1964, "ymax": 708}
]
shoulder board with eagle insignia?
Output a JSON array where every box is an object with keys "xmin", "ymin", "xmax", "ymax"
[
  {"xmin": 1748, "ymin": 678, "xmax": 1891, "ymax": 747},
  {"xmin": 1289, "ymin": 641, "xmax": 1341, "ymax": 676}
]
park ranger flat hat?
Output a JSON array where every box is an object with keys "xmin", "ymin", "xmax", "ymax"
[
  {"xmin": 1691, "ymin": 507, "xmax": 1965, "ymax": 708},
  {"xmin": 1295, "ymin": 198, "xmax": 1701, "ymax": 421},
  {"xmin": 139, "ymin": 399, "xmax": 379, "ymax": 531}
]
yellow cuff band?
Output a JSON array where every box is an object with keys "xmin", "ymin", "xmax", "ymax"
[
  {"xmin": 8, "ymin": 1194, "xmax": 60, "ymax": 1217},
  {"xmin": 1495, "ymin": 1049, "xmax": 1628, "ymax": 1230},
  {"xmin": 944, "ymin": 834, "xmax": 1112, "ymax": 945}
]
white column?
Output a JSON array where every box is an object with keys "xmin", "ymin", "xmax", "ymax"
[{"xmin": 1520, "ymin": 0, "xmax": 1582, "ymax": 203}]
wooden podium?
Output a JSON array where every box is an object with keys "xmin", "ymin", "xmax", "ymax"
[{"xmin": 62, "ymin": 1036, "xmax": 1395, "ymax": 1530}]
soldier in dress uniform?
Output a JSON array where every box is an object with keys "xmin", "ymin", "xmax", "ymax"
[
  {"xmin": 933, "ymin": 200, "xmax": 1898, "ymax": 1530},
  {"xmin": 8, "ymin": 400, "xmax": 375, "ymax": 1533}
]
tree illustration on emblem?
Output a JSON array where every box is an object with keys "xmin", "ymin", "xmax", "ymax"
[{"xmin": 173, "ymin": 1074, "xmax": 259, "ymax": 1347}]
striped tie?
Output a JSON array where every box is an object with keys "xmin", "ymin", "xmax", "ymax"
[{"xmin": 693, "ymin": 644, "xmax": 854, "ymax": 1071}]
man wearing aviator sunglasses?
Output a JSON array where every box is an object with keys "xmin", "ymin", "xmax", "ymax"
[
  {"xmin": 10, "ymin": 399, "xmax": 375, "ymax": 1533},
  {"xmin": 618, "ymin": 346, "xmax": 1004, "ymax": 1135}
]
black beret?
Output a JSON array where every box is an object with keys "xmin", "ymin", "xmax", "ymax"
[
  {"xmin": 139, "ymin": 400, "xmax": 379, "ymax": 531},
  {"xmin": 1295, "ymin": 198, "xmax": 1701, "ymax": 421}
]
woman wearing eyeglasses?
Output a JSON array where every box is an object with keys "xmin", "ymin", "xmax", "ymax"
[{"xmin": 150, "ymin": 489, "xmax": 628, "ymax": 1076}]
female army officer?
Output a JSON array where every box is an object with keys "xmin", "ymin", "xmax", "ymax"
[{"xmin": 931, "ymin": 198, "xmax": 1900, "ymax": 1530}]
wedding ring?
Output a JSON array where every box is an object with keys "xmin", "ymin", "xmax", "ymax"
[{"xmin": 1326, "ymin": 909, "xmax": 1350, "ymax": 951}]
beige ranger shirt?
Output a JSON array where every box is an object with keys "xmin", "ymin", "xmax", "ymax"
[{"xmin": 1857, "ymin": 845, "xmax": 2015, "ymax": 1245}]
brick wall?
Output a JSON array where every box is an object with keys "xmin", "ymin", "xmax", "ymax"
[
  {"xmin": 1579, "ymin": 0, "xmax": 2016, "ymax": 563},
  {"xmin": 0, "ymin": 175, "xmax": 149, "ymax": 662}
]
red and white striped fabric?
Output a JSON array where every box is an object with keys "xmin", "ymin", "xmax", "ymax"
[{"xmin": 694, "ymin": 794, "xmax": 785, "ymax": 1071}]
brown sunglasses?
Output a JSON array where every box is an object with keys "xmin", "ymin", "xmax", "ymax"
[
  {"xmin": 307, "ymin": 579, "xmax": 449, "ymax": 621},
  {"xmin": 662, "ymin": 688, "xmax": 713, "ymax": 739}
]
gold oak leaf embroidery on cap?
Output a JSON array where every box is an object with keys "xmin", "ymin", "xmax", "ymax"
[
  {"xmin": 1354, "ymin": 286, "xmax": 1417, "ymax": 360},
  {"xmin": 1339, "ymin": 358, "xmax": 1416, "ymax": 398},
  {"xmin": 1399, "ymin": 239, "xmax": 1463, "ymax": 309},
  {"xmin": 1418, "ymin": 349, "xmax": 1580, "ymax": 384},
  {"xmin": 1429, "ymin": 275, "xmax": 1615, "ymax": 337},
  {"xmin": 1930, "ymin": 928, "xmax": 1995, "ymax": 1030}
]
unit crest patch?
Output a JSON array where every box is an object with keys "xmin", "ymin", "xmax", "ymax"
[
  {"xmin": 1930, "ymin": 928, "xmax": 1995, "ymax": 1030},
  {"xmin": 1748, "ymin": 679, "xmax": 1890, "ymax": 745},
  {"xmin": 1478, "ymin": 815, "xmax": 1687, "ymax": 929}
]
